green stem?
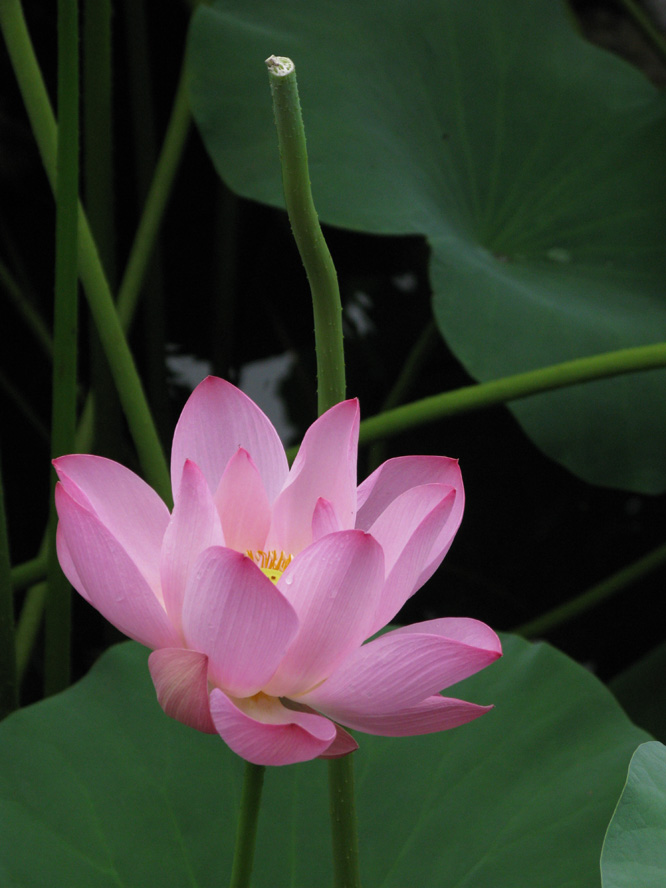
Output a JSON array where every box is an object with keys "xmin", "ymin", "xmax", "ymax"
[
  {"xmin": 0, "ymin": 447, "xmax": 19, "ymax": 718},
  {"xmin": 329, "ymin": 754, "xmax": 362, "ymax": 888},
  {"xmin": 266, "ymin": 55, "xmax": 345, "ymax": 413},
  {"xmin": 83, "ymin": 0, "xmax": 114, "ymax": 281},
  {"xmin": 267, "ymin": 55, "xmax": 360, "ymax": 887},
  {"xmin": 44, "ymin": 0, "xmax": 80, "ymax": 695},
  {"xmin": 357, "ymin": 341, "xmax": 666, "ymax": 448},
  {"xmin": 116, "ymin": 24, "xmax": 191, "ymax": 330},
  {"xmin": 16, "ymin": 582, "xmax": 47, "ymax": 683},
  {"xmin": 0, "ymin": 0, "xmax": 171, "ymax": 505},
  {"xmin": 229, "ymin": 762, "xmax": 265, "ymax": 888},
  {"xmin": 83, "ymin": 0, "xmax": 124, "ymax": 460},
  {"xmin": 10, "ymin": 553, "xmax": 47, "ymax": 592},
  {"xmin": 514, "ymin": 540, "xmax": 666, "ymax": 639}
]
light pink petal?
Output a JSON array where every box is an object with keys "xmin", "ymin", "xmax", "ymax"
[
  {"xmin": 54, "ymin": 484, "xmax": 180, "ymax": 649},
  {"xmin": 209, "ymin": 689, "xmax": 336, "ymax": 766},
  {"xmin": 53, "ymin": 454, "xmax": 169, "ymax": 592},
  {"xmin": 301, "ymin": 618, "xmax": 501, "ymax": 721},
  {"xmin": 388, "ymin": 617, "xmax": 503, "ymax": 650},
  {"xmin": 181, "ymin": 547, "xmax": 298, "ymax": 697},
  {"xmin": 311, "ymin": 497, "xmax": 342, "ymax": 542},
  {"xmin": 214, "ymin": 448, "xmax": 271, "ymax": 552},
  {"xmin": 356, "ymin": 455, "xmax": 464, "ymax": 545},
  {"xmin": 160, "ymin": 460, "xmax": 224, "ymax": 630},
  {"xmin": 367, "ymin": 484, "xmax": 457, "ymax": 634},
  {"xmin": 170, "ymin": 377, "xmax": 288, "ymax": 503},
  {"xmin": 270, "ymin": 399, "xmax": 360, "ymax": 555},
  {"xmin": 317, "ymin": 724, "xmax": 358, "ymax": 758},
  {"xmin": 320, "ymin": 694, "xmax": 492, "ymax": 736},
  {"xmin": 148, "ymin": 648, "xmax": 216, "ymax": 734},
  {"xmin": 263, "ymin": 531, "xmax": 385, "ymax": 697},
  {"xmin": 55, "ymin": 523, "xmax": 89, "ymax": 602}
]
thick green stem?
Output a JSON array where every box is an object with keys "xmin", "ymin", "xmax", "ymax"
[
  {"xmin": 229, "ymin": 762, "xmax": 265, "ymax": 888},
  {"xmin": 329, "ymin": 754, "xmax": 362, "ymax": 888},
  {"xmin": 0, "ymin": 448, "xmax": 19, "ymax": 718},
  {"xmin": 266, "ymin": 55, "xmax": 345, "ymax": 413},
  {"xmin": 44, "ymin": 0, "xmax": 80, "ymax": 695},
  {"xmin": 515, "ymin": 540, "xmax": 666, "ymax": 639},
  {"xmin": 267, "ymin": 54, "xmax": 360, "ymax": 887},
  {"xmin": 0, "ymin": 0, "xmax": 171, "ymax": 505},
  {"xmin": 357, "ymin": 341, "xmax": 666, "ymax": 448}
]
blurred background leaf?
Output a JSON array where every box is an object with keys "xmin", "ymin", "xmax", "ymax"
[{"xmin": 187, "ymin": 0, "xmax": 666, "ymax": 493}]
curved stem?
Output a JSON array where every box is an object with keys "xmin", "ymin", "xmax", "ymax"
[
  {"xmin": 267, "ymin": 55, "xmax": 360, "ymax": 888},
  {"xmin": 357, "ymin": 341, "xmax": 666, "ymax": 447},
  {"xmin": 0, "ymin": 0, "xmax": 171, "ymax": 505},
  {"xmin": 515, "ymin": 540, "xmax": 666, "ymax": 639},
  {"xmin": 229, "ymin": 762, "xmax": 265, "ymax": 888},
  {"xmin": 266, "ymin": 55, "xmax": 345, "ymax": 413},
  {"xmin": 10, "ymin": 554, "xmax": 47, "ymax": 592}
]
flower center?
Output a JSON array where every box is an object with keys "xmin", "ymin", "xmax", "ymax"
[{"xmin": 246, "ymin": 549, "xmax": 293, "ymax": 583}]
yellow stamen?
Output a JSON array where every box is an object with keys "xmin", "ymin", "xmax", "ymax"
[{"xmin": 246, "ymin": 549, "xmax": 293, "ymax": 583}]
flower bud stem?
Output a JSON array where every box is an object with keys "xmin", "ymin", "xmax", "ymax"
[
  {"xmin": 266, "ymin": 55, "xmax": 346, "ymax": 413},
  {"xmin": 267, "ymin": 55, "xmax": 360, "ymax": 888},
  {"xmin": 229, "ymin": 762, "xmax": 265, "ymax": 888}
]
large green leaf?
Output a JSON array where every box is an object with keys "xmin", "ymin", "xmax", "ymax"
[
  {"xmin": 0, "ymin": 635, "xmax": 649, "ymax": 886},
  {"xmin": 601, "ymin": 741, "xmax": 666, "ymax": 888},
  {"xmin": 187, "ymin": 0, "xmax": 666, "ymax": 493}
]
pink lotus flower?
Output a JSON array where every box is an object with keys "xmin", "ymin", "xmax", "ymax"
[{"xmin": 54, "ymin": 377, "xmax": 501, "ymax": 766}]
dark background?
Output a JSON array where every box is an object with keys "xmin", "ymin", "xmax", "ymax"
[{"xmin": 1, "ymin": 0, "xmax": 665, "ymax": 703}]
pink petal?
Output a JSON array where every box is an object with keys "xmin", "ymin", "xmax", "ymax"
[
  {"xmin": 389, "ymin": 617, "xmax": 503, "ymax": 650},
  {"xmin": 270, "ymin": 399, "xmax": 360, "ymax": 555},
  {"xmin": 263, "ymin": 531, "xmax": 385, "ymax": 697},
  {"xmin": 170, "ymin": 377, "xmax": 289, "ymax": 503},
  {"xmin": 55, "ymin": 523, "xmax": 89, "ymax": 602},
  {"xmin": 311, "ymin": 497, "xmax": 341, "ymax": 542},
  {"xmin": 209, "ymin": 689, "xmax": 336, "ymax": 766},
  {"xmin": 214, "ymin": 448, "xmax": 271, "ymax": 552},
  {"xmin": 54, "ymin": 484, "xmax": 180, "ymax": 649},
  {"xmin": 148, "ymin": 648, "xmax": 216, "ymax": 733},
  {"xmin": 160, "ymin": 460, "xmax": 223, "ymax": 630},
  {"xmin": 53, "ymin": 454, "xmax": 169, "ymax": 593},
  {"xmin": 356, "ymin": 455, "xmax": 464, "ymax": 546},
  {"xmin": 181, "ymin": 547, "xmax": 298, "ymax": 697},
  {"xmin": 367, "ymin": 483, "xmax": 457, "ymax": 634},
  {"xmin": 317, "ymin": 724, "xmax": 358, "ymax": 758},
  {"xmin": 301, "ymin": 618, "xmax": 501, "ymax": 722},
  {"xmin": 320, "ymin": 694, "xmax": 493, "ymax": 736}
]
